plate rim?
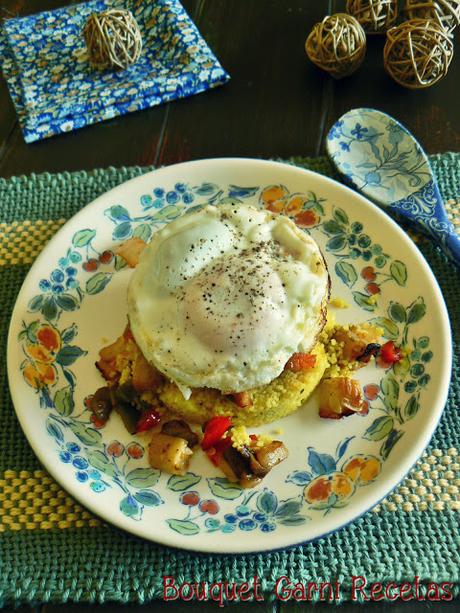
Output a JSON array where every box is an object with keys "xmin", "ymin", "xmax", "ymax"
[{"xmin": 6, "ymin": 157, "xmax": 453, "ymax": 553}]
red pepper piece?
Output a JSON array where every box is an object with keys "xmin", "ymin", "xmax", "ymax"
[
  {"xmin": 201, "ymin": 416, "xmax": 232, "ymax": 450},
  {"xmin": 380, "ymin": 340, "xmax": 402, "ymax": 364},
  {"xmin": 136, "ymin": 408, "xmax": 161, "ymax": 433},
  {"xmin": 284, "ymin": 352, "xmax": 317, "ymax": 372}
]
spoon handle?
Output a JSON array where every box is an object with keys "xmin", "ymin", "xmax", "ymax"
[{"xmin": 390, "ymin": 180, "xmax": 460, "ymax": 268}]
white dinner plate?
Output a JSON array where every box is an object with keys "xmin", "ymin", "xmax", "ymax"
[{"xmin": 7, "ymin": 158, "xmax": 451, "ymax": 553}]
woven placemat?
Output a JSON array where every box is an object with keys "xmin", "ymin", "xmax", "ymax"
[{"xmin": 0, "ymin": 155, "xmax": 458, "ymax": 606}]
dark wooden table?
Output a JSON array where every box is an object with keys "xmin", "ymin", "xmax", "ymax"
[
  {"xmin": 1, "ymin": 1, "xmax": 459, "ymax": 611},
  {"xmin": 1, "ymin": 0, "xmax": 459, "ymax": 179}
]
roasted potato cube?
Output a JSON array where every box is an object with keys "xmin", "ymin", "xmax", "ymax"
[
  {"xmin": 148, "ymin": 433, "xmax": 193, "ymax": 475},
  {"xmin": 116, "ymin": 237, "xmax": 147, "ymax": 268},
  {"xmin": 132, "ymin": 352, "xmax": 163, "ymax": 392},
  {"xmin": 318, "ymin": 377, "xmax": 368, "ymax": 419},
  {"xmin": 99, "ymin": 334, "xmax": 126, "ymax": 362},
  {"xmin": 161, "ymin": 420, "xmax": 199, "ymax": 447},
  {"xmin": 333, "ymin": 323, "xmax": 381, "ymax": 364}
]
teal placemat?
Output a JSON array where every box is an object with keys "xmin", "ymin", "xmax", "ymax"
[{"xmin": 0, "ymin": 155, "xmax": 458, "ymax": 606}]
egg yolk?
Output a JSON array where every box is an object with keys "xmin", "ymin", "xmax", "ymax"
[{"xmin": 182, "ymin": 249, "xmax": 287, "ymax": 356}]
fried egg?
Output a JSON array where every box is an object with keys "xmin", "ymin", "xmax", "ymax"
[{"xmin": 128, "ymin": 203, "xmax": 329, "ymax": 396}]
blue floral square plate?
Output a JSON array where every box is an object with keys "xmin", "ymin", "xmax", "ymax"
[
  {"xmin": 7, "ymin": 159, "xmax": 451, "ymax": 552},
  {"xmin": 0, "ymin": 0, "xmax": 229, "ymax": 143}
]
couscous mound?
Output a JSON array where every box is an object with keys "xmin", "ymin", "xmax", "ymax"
[{"xmin": 157, "ymin": 343, "xmax": 328, "ymax": 427}]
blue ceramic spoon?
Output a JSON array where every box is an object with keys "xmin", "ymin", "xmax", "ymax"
[{"xmin": 326, "ymin": 108, "xmax": 460, "ymax": 267}]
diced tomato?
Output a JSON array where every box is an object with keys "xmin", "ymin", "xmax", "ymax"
[
  {"xmin": 249, "ymin": 434, "xmax": 258, "ymax": 442},
  {"xmin": 380, "ymin": 341, "xmax": 402, "ymax": 364},
  {"xmin": 230, "ymin": 391, "xmax": 253, "ymax": 407},
  {"xmin": 201, "ymin": 416, "xmax": 232, "ymax": 450},
  {"xmin": 284, "ymin": 352, "xmax": 316, "ymax": 372},
  {"xmin": 136, "ymin": 408, "xmax": 161, "ymax": 433}
]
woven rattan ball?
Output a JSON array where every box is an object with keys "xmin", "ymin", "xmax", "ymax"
[
  {"xmin": 83, "ymin": 9, "xmax": 142, "ymax": 70},
  {"xmin": 346, "ymin": 0, "xmax": 398, "ymax": 33},
  {"xmin": 384, "ymin": 19, "xmax": 454, "ymax": 88},
  {"xmin": 305, "ymin": 14, "xmax": 366, "ymax": 78},
  {"xmin": 404, "ymin": 0, "xmax": 460, "ymax": 34}
]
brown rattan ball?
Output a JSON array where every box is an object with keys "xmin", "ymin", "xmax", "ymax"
[
  {"xmin": 384, "ymin": 19, "xmax": 454, "ymax": 88},
  {"xmin": 305, "ymin": 14, "xmax": 366, "ymax": 78},
  {"xmin": 83, "ymin": 9, "xmax": 142, "ymax": 70},
  {"xmin": 346, "ymin": 0, "xmax": 398, "ymax": 34},
  {"xmin": 404, "ymin": 0, "xmax": 460, "ymax": 34}
]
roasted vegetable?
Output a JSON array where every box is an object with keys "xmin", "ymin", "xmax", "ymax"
[
  {"xmin": 136, "ymin": 407, "xmax": 161, "ymax": 432},
  {"xmin": 113, "ymin": 399, "xmax": 140, "ymax": 434},
  {"xmin": 284, "ymin": 352, "xmax": 316, "ymax": 372},
  {"xmin": 161, "ymin": 420, "xmax": 199, "ymax": 447},
  {"xmin": 99, "ymin": 333, "xmax": 126, "ymax": 362},
  {"xmin": 95, "ymin": 356, "xmax": 119, "ymax": 383},
  {"xmin": 355, "ymin": 343, "xmax": 381, "ymax": 363},
  {"xmin": 116, "ymin": 237, "xmax": 147, "ymax": 268},
  {"xmin": 220, "ymin": 445, "xmax": 262, "ymax": 488},
  {"xmin": 230, "ymin": 391, "xmax": 253, "ymax": 407},
  {"xmin": 222, "ymin": 445, "xmax": 252, "ymax": 479},
  {"xmin": 132, "ymin": 352, "xmax": 163, "ymax": 392},
  {"xmin": 208, "ymin": 434, "xmax": 288, "ymax": 488},
  {"xmin": 254, "ymin": 440, "xmax": 289, "ymax": 471},
  {"xmin": 380, "ymin": 340, "xmax": 402, "ymax": 364},
  {"xmin": 110, "ymin": 382, "xmax": 139, "ymax": 434},
  {"xmin": 148, "ymin": 433, "xmax": 193, "ymax": 475},
  {"xmin": 318, "ymin": 377, "xmax": 368, "ymax": 419},
  {"xmin": 201, "ymin": 416, "xmax": 232, "ymax": 450},
  {"xmin": 89, "ymin": 386, "xmax": 113, "ymax": 424},
  {"xmin": 332, "ymin": 323, "xmax": 381, "ymax": 364}
]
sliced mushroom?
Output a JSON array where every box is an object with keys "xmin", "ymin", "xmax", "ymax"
[
  {"xmin": 239, "ymin": 474, "xmax": 263, "ymax": 489},
  {"xmin": 222, "ymin": 445, "xmax": 252, "ymax": 480},
  {"xmin": 218, "ymin": 440, "xmax": 288, "ymax": 488},
  {"xmin": 161, "ymin": 420, "xmax": 199, "ymax": 448},
  {"xmin": 148, "ymin": 433, "xmax": 193, "ymax": 475},
  {"xmin": 254, "ymin": 441, "xmax": 289, "ymax": 471}
]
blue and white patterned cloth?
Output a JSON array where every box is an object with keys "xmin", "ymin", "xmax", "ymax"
[{"xmin": 0, "ymin": 0, "xmax": 230, "ymax": 143}]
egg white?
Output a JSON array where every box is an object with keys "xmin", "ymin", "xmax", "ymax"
[{"xmin": 128, "ymin": 203, "xmax": 329, "ymax": 395}]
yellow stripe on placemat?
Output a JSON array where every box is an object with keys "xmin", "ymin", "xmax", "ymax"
[
  {"xmin": 0, "ymin": 219, "xmax": 67, "ymax": 266},
  {"xmin": 0, "ymin": 449, "xmax": 458, "ymax": 532},
  {"xmin": 0, "ymin": 470, "xmax": 102, "ymax": 532},
  {"xmin": 0, "ymin": 203, "xmax": 459, "ymax": 268}
]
